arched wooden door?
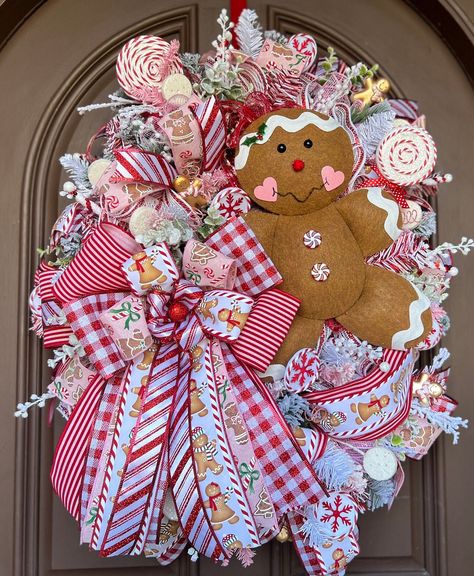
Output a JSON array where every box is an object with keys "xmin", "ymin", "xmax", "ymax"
[{"xmin": 1, "ymin": 1, "xmax": 472, "ymax": 575}]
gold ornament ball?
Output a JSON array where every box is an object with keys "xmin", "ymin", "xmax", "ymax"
[
  {"xmin": 173, "ymin": 175, "xmax": 190, "ymax": 193},
  {"xmin": 276, "ymin": 526, "xmax": 289, "ymax": 543}
]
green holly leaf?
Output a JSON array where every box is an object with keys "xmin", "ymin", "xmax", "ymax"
[{"xmin": 243, "ymin": 136, "xmax": 257, "ymax": 147}]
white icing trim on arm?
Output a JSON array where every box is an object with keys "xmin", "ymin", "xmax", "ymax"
[
  {"xmin": 366, "ymin": 187, "xmax": 402, "ymax": 241},
  {"xmin": 234, "ymin": 111, "xmax": 340, "ymax": 170},
  {"xmin": 391, "ymin": 285, "xmax": 430, "ymax": 349}
]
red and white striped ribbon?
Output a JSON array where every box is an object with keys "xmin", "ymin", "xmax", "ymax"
[
  {"xmin": 99, "ymin": 344, "xmax": 179, "ymax": 557},
  {"xmin": 232, "ymin": 289, "xmax": 301, "ymax": 371},
  {"xmin": 193, "ymin": 97, "xmax": 226, "ymax": 171},
  {"xmin": 53, "ymin": 223, "xmax": 139, "ymax": 302},
  {"xmin": 305, "ymin": 350, "xmax": 414, "ymax": 441},
  {"xmin": 111, "ymin": 148, "xmax": 177, "ymax": 187},
  {"xmin": 50, "ymin": 373, "xmax": 106, "ymax": 520}
]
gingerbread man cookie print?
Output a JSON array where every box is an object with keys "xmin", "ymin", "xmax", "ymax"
[
  {"xmin": 351, "ymin": 393, "xmax": 390, "ymax": 425},
  {"xmin": 128, "ymin": 251, "xmax": 167, "ymax": 291},
  {"xmin": 203, "ymin": 482, "xmax": 240, "ymax": 530},
  {"xmin": 235, "ymin": 108, "xmax": 432, "ymax": 363},
  {"xmin": 192, "ymin": 426, "xmax": 223, "ymax": 480}
]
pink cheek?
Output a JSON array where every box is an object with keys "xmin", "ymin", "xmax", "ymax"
[
  {"xmin": 321, "ymin": 165, "xmax": 345, "ymax": 191},
  {"xmin": 253, "ymin": 176, "xmax": 278, "ymax": 202}
]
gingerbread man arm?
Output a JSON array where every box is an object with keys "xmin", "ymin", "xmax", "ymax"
[{"xmin": 336, "ymin": 188, "xmax": 402, "ymax": 257}]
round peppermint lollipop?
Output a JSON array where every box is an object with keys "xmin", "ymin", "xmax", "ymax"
[
  {"xmin": 376, "ymin": 125, "xmax": 437, "ymax": 187},
  {"xmin": 116, "ymin": 35, "xmax": 183, "ymax": 103}
]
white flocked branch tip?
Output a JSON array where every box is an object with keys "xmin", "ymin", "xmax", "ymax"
[{"xmin": 14, "ymin": 392, "xmax": 55, "ymax": 418}]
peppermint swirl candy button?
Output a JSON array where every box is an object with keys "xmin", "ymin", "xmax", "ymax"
[
  {"xmin": 116, "ymin": 35, "xmax": 183, "ymax": 103},
  {"xmin": 376, "ymin": 125, "xmax": 437, "ymax": 187},
  {"xmin": 311, "ymin": 262, "xmax": 330, "ymax": 282},
  {"xmin": 303, "ymin": 229, "xmax": 322, "ymax": 249}
]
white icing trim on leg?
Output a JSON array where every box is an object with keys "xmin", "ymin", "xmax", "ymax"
[
  {"xmin": 366, "ymin": 187, "xmax": 402, "ymax": 241},
  {"xmin": 391, "ymin": 285, "xmax": 431, "ymax": 349},
  {"xmin": 235, "ymin": 111, "xmax": 340, "ymax": 170}
]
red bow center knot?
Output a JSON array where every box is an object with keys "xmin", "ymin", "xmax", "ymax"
[{"xmin": 168, "ymin": 301, "xmax": 189, "ymax": 323}]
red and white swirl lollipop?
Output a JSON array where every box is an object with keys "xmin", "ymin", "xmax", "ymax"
[
  {"xmin": 376, "ymin": 125, "xmax": 437, "ymax": 187},
  {"xmin": 116, "ymin": 35, "xmax": 183, "ymax": 103}
]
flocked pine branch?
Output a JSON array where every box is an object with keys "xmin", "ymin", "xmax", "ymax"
[
  {"xmin": 367, "ymin": 231, "xmax": 430, "ymax": 274},
  {"xmin": 235, "ymin": 9, "xmax": 264, "ymax": 58},
  {"xmin": 411, "ymin": 402, "xmax": 468, "ymax": 445},
  {"xmin": 355, "ymin": 106, "xmax": 396, "ymax": 156},
  {"xmin": 59, "ymin": 153, "xmax": 91, "ymax": 190},
  {"xmin": 412, "ymin": 211, "xmax": 437, "ymax": 238},
  {"xmin": 277, "ymin": 393, "xmax": 311, "ymax": 427},
  {"xmin": 313, "ymin": 440, "xmax": 355, "ymax": 491},
  {"xmin": 367, "ymin": 478, "xmax": 396, "ymax": 511}
]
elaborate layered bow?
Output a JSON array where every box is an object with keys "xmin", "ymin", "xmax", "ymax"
[{"xmin": 50, "ymin": 218, "xmax": 327, "ymax": 565}]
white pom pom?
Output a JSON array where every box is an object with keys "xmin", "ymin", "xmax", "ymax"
[
  {"xmin": 448, "ymin": 266, "xmax": 459, "ymax": 277},
  {"xmin": 63, "ymin": 181, "xmax": 77, "ymax": 193},
  {"xmin": 379, "ymin": 361, "xmax": 391, "ymax": 373}
]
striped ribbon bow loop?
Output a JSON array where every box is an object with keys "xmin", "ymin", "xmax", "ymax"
[
  {"xmin": 193, "ymin": 96, "xmax": 226, "ymax": 171},
  {"xmin": 304, "ymin": 349, "xmax": 415, "ymax": 441},
  {"xmin": 95, "ymin": 344, "xmax": 181, "ymax": 557},
  {"xmin": 111, "ymin": 147, "xmax": 177, "ymax": 187}
]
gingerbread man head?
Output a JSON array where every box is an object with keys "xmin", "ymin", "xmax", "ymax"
[
  {"xmin": 235, "ymin": 108, "xmax": 354, "ymax": 216},
  {"xmin": 205, "ymin": 482, "xmax": 221, "ymax": 497}
]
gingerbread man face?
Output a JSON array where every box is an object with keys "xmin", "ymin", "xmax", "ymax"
[{"xmin": 235, "ymin": 108, "xmax": 354, "ymax": 216}]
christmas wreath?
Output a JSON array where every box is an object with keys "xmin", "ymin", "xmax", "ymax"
[{"xmin": 19, "ymin": 9, "xmax": 471, "ymax": 575}]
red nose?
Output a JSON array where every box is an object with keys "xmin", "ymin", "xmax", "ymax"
[{"xmin": 293, "ymin": 159, "xmax": 305, "ymax": 172}]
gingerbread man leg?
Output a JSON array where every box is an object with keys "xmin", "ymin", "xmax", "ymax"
[
  {"xmin": 273, "ymin": 314, "xmax": 324, "ymax": 365},
  {"xmin": 336, "ymin": 265, "xmax": 432, "ymax": 349}
]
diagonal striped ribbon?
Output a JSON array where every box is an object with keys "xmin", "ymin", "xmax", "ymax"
[
  {"xmin": 99, "ymin": 343, "xmax": 179, "ymax": 556},
  {"xmin": 111, "ymin": 147, "xmax": 177, "ymax": 187}
]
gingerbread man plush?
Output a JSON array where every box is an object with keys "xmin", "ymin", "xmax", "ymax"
[{"xmin": 235, "ymin": 108, "xmax": 432, "ymax": 364}]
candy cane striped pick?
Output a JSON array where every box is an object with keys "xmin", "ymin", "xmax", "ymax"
[{"xmin": 111, "ymin": 148, "xmax": 177, "ymax": 187}]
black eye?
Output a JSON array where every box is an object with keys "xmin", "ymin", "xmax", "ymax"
[
  {"xmin": 304, "ymin": 139, "xmax": 313, "ymax": 148},
  {"xmin": 277, "ymin": 143, "xmax": 286, "ymax": 153}
]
